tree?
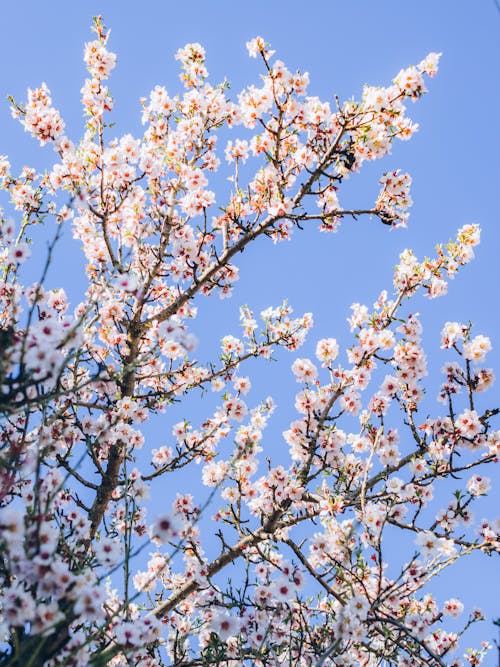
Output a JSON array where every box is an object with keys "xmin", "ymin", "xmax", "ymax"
[{"xmin": 0, "ymin": 16, "xmax": 497, "ymax": 667}]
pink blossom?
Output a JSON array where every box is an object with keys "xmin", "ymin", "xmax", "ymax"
[
  {"xmin": 456, "ymin": 409, "xmax": 482, "ymax": 438},
  {"xmin": 84, "ymin": 40, "xmax": 116, "ymax": 80},
  {"xmin": 209, "ymin": 609, "xmax": 241, "ymax": 640},
  {"xmin": 150, "ymin": 512, "xmax": 183, "ymax": 544},
  {"xmin": 443, "ymin": 598, "xmax": 464, "ymax": 617},
  {"xmin": 466, "ymin": 475, "xmax": 491, "ymax": 496},
  {"xmin": 463, "ymin": 335, "xmax": 492, "ymax": 363},
  {"xmin": 291, "ymin": 357, "xmax": 318, "ymax": 382}
]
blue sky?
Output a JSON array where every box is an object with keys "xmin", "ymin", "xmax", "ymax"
[{"xmin": 1, "ymin": 0, "xmax": 499, "ymax": 662}]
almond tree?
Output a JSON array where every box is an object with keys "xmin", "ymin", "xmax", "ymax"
[{"xmin": 0, "ymin": 17, "xmax": 497, "ymax": 667}]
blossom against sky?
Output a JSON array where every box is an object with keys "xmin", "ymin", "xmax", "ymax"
[{"xmin": 0, "ymin": 0, "xmax": 499, "ymax": 662}]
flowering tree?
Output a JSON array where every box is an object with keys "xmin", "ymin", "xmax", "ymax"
[{"xmin": 0, "ymin": 16, "xmax": 498, "ymax": 667}]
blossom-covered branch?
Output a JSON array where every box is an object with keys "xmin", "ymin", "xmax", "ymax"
[{"xmin": 0, "ymin": 17, "xmax": 497, "ymax": 667}]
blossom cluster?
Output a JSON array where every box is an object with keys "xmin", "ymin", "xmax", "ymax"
[{"xmin": 0, "ymin": 18, "xmax": 496, "ymax": 667}]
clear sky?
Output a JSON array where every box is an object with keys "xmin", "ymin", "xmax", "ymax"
[{"xmin": 1, "ymin": 0, "xmax": 499, "ymax": 662}]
